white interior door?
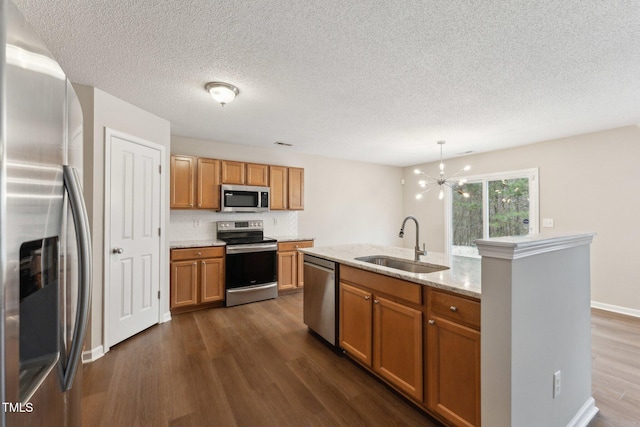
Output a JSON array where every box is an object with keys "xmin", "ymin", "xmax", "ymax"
[{"xmin": 108, "ymin": 133, "xmax": 161, "ymax": 347}]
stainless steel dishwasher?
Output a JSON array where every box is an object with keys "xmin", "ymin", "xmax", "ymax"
[{"xmin": 303, "ymin": 255, "xmax": 337, "ymax": 346}]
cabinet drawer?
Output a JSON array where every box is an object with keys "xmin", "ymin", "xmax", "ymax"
[
  {"xmin": 171, "ymin": 246, "xmax": 224, "ymax": 261},
  {"xmin": 428, "ymin": 289, "xmax": 480, "ymax": 330},
  {"xmin": 278, "ymin": 240, "xmax": 313, "ymax": 252},
  {"xmin": 341, "ymin": 265, "xmax": 422, "ymax": 306}
]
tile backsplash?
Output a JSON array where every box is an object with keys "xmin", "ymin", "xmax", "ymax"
[{"xmin": 169, "ymin": 210, "xmax": 299, "ymax": 241}]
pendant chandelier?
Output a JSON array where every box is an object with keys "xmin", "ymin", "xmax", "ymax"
[{"xmin": 414, "ymin": 141, "xmax": 471, "ymax": 200}]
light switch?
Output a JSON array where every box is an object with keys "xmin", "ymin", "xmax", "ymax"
[{"xmin": 543, "ymin": 218, "xmax": 554, "ymax": 228}]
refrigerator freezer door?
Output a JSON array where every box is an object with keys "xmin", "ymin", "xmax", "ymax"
[{"xmin": 2, "ymin": 1, "xmax": 87, "ymax": 426}]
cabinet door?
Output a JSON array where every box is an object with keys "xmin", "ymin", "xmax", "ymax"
[
  {"xmin": 170, "ymin": 260, "xmax": 198, "ymax": 308},
  {"xmin": 221, "ymin": 160, "xmax": 245, "ymax": 184},
  {"xmin": 246, "ymin": 163, "xmax": 269, "ymax": 186},
  {"xmin": 296, "ymin": 252, "xmax": 305, "ymax": 288},
  {"xmin": 288, "ymin": 167, "xmax": 304, "ymax": 210},
  {"xmin": 197, "ymin": 158, "xmax": 221, "ymax": 209},
  {"xmin": 170, "ymin": 155, "xmax": 195, "ymax": 208},
  {"xmin": 427, "ymin": 316, "xmax": 481, "ymax": 427},
  {"xmin": 277, "ymin": 251, "xmax": 297, "ymax": 291},
  {"xmin": 200, "ymin": 258, "xmax": 224, "ymax": 303},
  {"xmin": 269, "ymin": 166, "xmax": 288, "ymax": 210},
  {"xmin": 339, "ymin": 282, "xmax": 373, "ymax": 367},
  {"xmin": 373, "ymin": 296, "xmax": 423, "ymax": 401}
]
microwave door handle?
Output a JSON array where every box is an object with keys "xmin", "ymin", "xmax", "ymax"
[{"xmin": 62, "ymin": 166, "xmax": 93, "ymax": 391}]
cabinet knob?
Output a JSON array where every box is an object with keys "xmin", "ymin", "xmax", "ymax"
[
  {"xmin": 374, "ymin": 299, "xmax": 379, "ymax": 304},
  {"xmin": 197, "ymin": 252, "xmax": 202, "ymax": 256},
  {"xmin": 364, "ymin": 296, "xmax": 370, "ymax": 300},
  {"xmin": 449, "ymin": 306, "xmax": 458, "ymax": 312},
  {"xmin": 428, "ymin": 319, "xmax": 435, "ymax": 325}
]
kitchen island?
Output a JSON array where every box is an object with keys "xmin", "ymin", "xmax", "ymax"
[
  {"xmin": 301, "ymin": 233, "xmax": 598, "ymax": 427},
  {"xmin": 300, "ymin": 244, "xmax": 482, "ymax": 427}
]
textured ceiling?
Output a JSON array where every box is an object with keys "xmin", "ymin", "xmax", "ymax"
[{"xmin": 12, "ymin": 0, "xmax": 640, "ymax": 166}]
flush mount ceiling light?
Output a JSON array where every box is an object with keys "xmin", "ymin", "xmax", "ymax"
[
  {"xmin": 205, "ymin": 82, "xmax": 239, "ymax": 106},
  {"xmin": 414, "ymin": 141, "xmax": 471, "ymax": 201}
]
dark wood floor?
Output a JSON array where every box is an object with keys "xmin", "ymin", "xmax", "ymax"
[
  {"xmin": 82, "ymin": 293, "xmax": 640, "ymax": 426},
  {"xmin": 589, "ymin": 309, "xmax": 640, "ymax": 426}
]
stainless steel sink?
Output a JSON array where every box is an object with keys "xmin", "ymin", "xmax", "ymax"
[{"xmin": 354, "ymin": 255, "xmax": 449, "ymax": 274}]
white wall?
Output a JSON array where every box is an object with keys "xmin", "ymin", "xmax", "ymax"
[
  {"xmin": 403, "ymin": 125, "xmax": 640, "ymax": 315},
  {"xmin": 171, "ymin": 136, "xmax": 405, "ymax": 247},
  {"xmin": 74, "ymin": 84, "xmax": 171, "ymax": 357}
]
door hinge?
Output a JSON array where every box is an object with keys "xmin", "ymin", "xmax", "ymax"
[
  {"xmin": 159, "ymin": 165, "xmax": 162, "ymax": 174},
  {"xmin": 157, "ymin": 290, "xmax": 161, "ymax": 299},
  {"xmin": 158, "ymin": 228, "xmax": 161, "ymax": 236}
]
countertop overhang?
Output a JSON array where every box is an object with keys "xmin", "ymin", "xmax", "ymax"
[{"xmin": 300, "ymin": 244, "xmax": 481, "ymax": 298}]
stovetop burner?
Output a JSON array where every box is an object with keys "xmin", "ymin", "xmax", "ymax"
[
  {"xmin": 216, "ymin": 220, "xmax": 275, "ymax": 246},
  {"xmin": 218, "ymin": 236, "xmax": 277, "ymax": 245}
]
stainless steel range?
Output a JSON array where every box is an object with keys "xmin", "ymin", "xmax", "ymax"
[{"xmin": 217, "ymin": 220, "xmax": 278, "ymax": 307}]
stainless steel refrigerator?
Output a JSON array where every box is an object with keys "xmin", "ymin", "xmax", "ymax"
[{"xmin": 1, "ymin": 1, "xmax": 92, "ymax": 426}]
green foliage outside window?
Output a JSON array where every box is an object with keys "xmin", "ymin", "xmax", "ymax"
[{"xmin": 453, "ymin": 178, "xmax": 529, "ymax": 248}]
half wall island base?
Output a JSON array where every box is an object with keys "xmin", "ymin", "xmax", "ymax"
[
  {"xmin": 301, "ymin": 233, "xmax": 597, "ymax": 427},
  {"xmin": 477, "ymin": 233, "xmax": 598, "ymax": 427}
]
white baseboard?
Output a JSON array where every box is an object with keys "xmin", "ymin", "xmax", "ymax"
[
  {"xmin": 82, "ymin": 345, "xmax": 105, "ymax": 364},
  {"xmin": 162, "ymin": 311, "xmax": 172, "ymax": 323},
  {"xmin": 591, "ymin": 301, "xmax": 640, "ymax": 318},
  {"xmin": 567, "ymin": 397, "xmax": 599, "ymax": 427}
]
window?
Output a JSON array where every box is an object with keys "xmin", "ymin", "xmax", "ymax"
[{"xmin": 445, "ymin": 168, "xmax": 539, "ymax": 257}]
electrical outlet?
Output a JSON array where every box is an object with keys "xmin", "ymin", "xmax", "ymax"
[
  {"xmin": 553, "ymin": 370, "xmax": 561, "ymax": 398},
  {"xmin": 543, "ymin": 218, "xmax": 554, "ymax": 228},
  {"xmin": 193, "ymin": 219, "xmax": 200, "ymax": 228}
]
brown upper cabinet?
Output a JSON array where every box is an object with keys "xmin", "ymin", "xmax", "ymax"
[
  {"xmin": 246, "ymin": 163, "xmax": 269, "ymax": 186},
  {"xmin": 197, "ymin": 158, "xmax": 221, "ymax": 209},
  {"xmin": 288, "ymin": 167, "xmax": 304, "ymax": 210},
  {"xmin": 170, "ymin": 155, "xmax": 196, "ymax": 208},
  {"xmin": 171, "ymin": 155, "xmax": 222, "ymax": 209},
  {"xmin": 221, "ymin": 160, "xmax": 246, "ymax": 184},
  {"xmin": 270, "ymin": 166, "xmax": 304, "ymax": 211},
  {"xmin": 269, "ymin": 166, "xmax": 288, "ymax": 210}
]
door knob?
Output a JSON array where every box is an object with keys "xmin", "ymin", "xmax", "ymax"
[{"xmin": 112, "ymin": 248, "xmax": 124, "ymax": 254}]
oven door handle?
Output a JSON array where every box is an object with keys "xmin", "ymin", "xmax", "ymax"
[
  {"xmin": 227, "ymin": 283, "xmax": 277, "ymax": 293},
  {"xmin": 226, "ymin": 243, "xmax": 277, "ymax": 254}
]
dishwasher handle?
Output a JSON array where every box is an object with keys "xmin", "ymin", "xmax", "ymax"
[
  {"xmin": 303, "ymin": 255, "xmax": 335, "ymax": 272},
  {"xmin": 304, "ymin": 261, "xmax": 335, "ymax": 275}
]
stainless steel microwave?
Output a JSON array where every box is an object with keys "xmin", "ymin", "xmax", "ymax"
[{"xmin": 220, "ymin": 184, "xmax": 270, "ymax": 212}]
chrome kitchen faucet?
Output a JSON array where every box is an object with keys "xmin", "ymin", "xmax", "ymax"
[{"xmin": 399, "ymin": 216, "xmax": 427, "ymax": 261}]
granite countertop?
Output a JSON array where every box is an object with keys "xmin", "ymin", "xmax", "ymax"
[
  {"xmin": 269, "ymin": 236, "xmax": 316, "ymax": 243},
  {"xmin": 170, "ymin": 240, "xmax": 226, "ymax": 249},
  {"xmin": 300, "ymin": 244, "xmax": 481, "ymax": 299},
  {"xmin": 170, "ymin": 236, "xmax": 315, "ymax": 249}
]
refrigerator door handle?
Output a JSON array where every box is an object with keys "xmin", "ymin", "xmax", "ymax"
[{"xmin": 62, "ymin": 165, "xmax": 93, "ymax": 391}]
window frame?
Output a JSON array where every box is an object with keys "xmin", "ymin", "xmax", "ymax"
[{"xmin": 444, "ymin": 168, "xmax": 539, "ymax": 256}]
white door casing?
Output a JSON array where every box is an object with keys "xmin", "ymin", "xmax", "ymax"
[{"xmin": 104, "ymin": 128, "xmax": 164, "ymax": 349}]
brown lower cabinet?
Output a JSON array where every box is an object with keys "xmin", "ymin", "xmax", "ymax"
[
  {"xmin": 339, "ymin": 266, "xmax": 424, "ymax": 402},
  {"xmin": 339, "ymin": 265, "xmax": 481, "ymax": 427},
  {"xmin": 426, "ymin": 288, "xmax": 481, "ymax": 427},
  {"xmin": 170, "ymin": 246, "xmax": 225, "ymax": 312},
  {"xmin": 277, "ymin": 240, "xmax": 313, "ymax": 291}
]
